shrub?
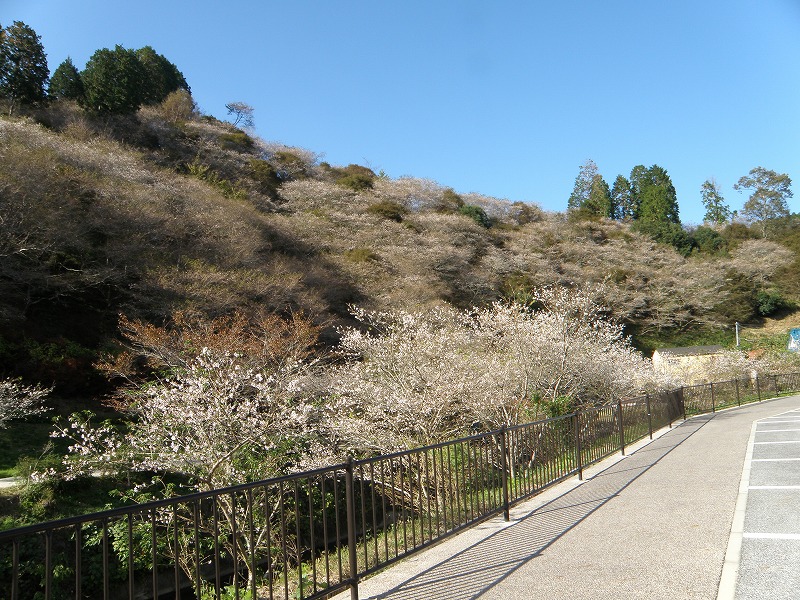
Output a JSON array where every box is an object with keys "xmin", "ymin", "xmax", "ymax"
[
  {"xmin": 438, "ymin": 188, "xmax": 465, "ymax": 212},
  {"xmin": 757, "ymin": 289, "xmax": 788, "ymax": 317},
  {"xmin": 218, "ymin": 131, "xmax": 254, "ymax": 152},
  {"xmin": 458, "ymin": 204, "xmax": 491, "ymax": 228},
  {"xmin": 692, "ymin": 225, "xmax": 727, "ymax": 255},
  {"xmin": 329, "ymin": 164, "xmax": 376, "ymax": 191},
  {"xmin": 158, "ymin": 89, "xmax": 195, "ymax": 124},
  {"xmin": 248, "ymin": 158, "xmax": 281, "ymax": 194},
  {"xmin": 367, "ymin": 200, "xmax": 408, "ymax": 222},
  {"xmin": 270, "ymin": 150, "xmax": 310, "ymax": 180},
  {"xmin": 632, "ymin": 220, "xmax": 695, "ymax": 256}
]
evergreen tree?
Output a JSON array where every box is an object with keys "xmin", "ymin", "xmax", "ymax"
[
  {"xmin": 700, "ymin": 178, "xmax": 732, "ymax": 225},
  {"xmin": 567, "ymin": 159, "xmax": 599, "ymax": 210},
  {"xmin": 611, "ymin": 175, "xmax": 634, "ymax": 220},
  {"xmin": 734, "ymin": 166, "xmax": 793, "ymax": 237},
  {"xmin": 135, "ymin": 46, "xmax": 189, "ymax": 105},
  {"xmin": 584, "ymin": 174, "xmax": 613, "ymax": 218},
  {"xmin": 0, "ymin": 21, "xmax": 49, "ymax": 114},
  {"xmin": 48, "ymin": 56, "xmax": 84, "ymax": 101},
  {"xmin": 81, "ymin": 45, "xmax": 146, "ymax": 114},
  {"xmin": 635, "ymin": 164, "xmax": 680, "ymax": 224},
  {"xmin": 627, "ymin": 165, "xmax": 649, "ymax": 220}
]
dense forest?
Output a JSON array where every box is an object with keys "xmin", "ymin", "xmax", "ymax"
[{"xmin": 2, "ymin": 21, "xmax": 800, "ymax": 528}]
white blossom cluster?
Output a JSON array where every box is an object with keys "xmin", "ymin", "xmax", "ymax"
[
  {"xmin": 52, "ymin": 349, "xmax": 318, "ymax": 490},
  {"xmin": 323, "ymin": 288, "xmax": 662, "ymax": 454},
  {"xmin": 49, "ymin": 289, "xmax": 667, "ymax": 484},
  {"xmin": 0, "ymin": 378, "xmax": 50, "ymax": 428}
]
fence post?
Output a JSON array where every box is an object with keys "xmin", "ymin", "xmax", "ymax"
[
  {"xmin": 573, "ymin": 413, "xmax": 583, "ymax": 480},
  {"xmin": 345, "ymin": 457, "xmax": 360, "ymax": 600},
  {"xmin": 735, "ymin": 378, "xmax": 741, "ymax": 407},
  {"xmin": 617, "ymin": 400, "xmax": 625, "ymax": 456},
  {"xmin": 710, "ymin": 382, "xmax": 716, "ymax": 414},
  {"xmin": 680, "ymin": 387, "xmax": 686, "ymax": 420},
  {"xmin": 499, "ymin": 425, "xmax": 510, "ymax": 521},
  {"xmin": 645, "ymin": 394, "xmax": 653, "ymax": 440},
  {"xmin": 756, "ymin": 375, "xmax": 762, "ymax": 402},
  {"xmin": 774, "ymin": 374, "xmax": 779, "ymax": 397}
]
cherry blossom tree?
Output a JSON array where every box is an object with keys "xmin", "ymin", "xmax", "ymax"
[
  {"xmin": 323, "ymin": 288, "xmax": 662, "ymax": 456},
  {"xmin": 0, "ymin": 378, "xmax": 49, "ymax": 427}
]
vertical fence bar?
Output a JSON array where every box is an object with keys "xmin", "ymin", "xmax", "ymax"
[
  {"xmin": 345, "ymin": 458, "xmax": 359, "ymax": 600},
  {"xmin": 572, "ymin": 414, "xmax": 583, "ymax": 480},
  {"xmin": 75, "ymin": 523, "xmax": 83, "ymax": 600},
  {"xmin": 499, "ymin": 426, "xmax": 510, "ymax": 521},
  {"xmin": 711, "ymin": 382, "xmax": 716, "ymax": 413},
  {"xmin": 617, "ymin": 400, "xmax": 625, "ymax": 455},
  {"xmin": 735, "ymin": 378, "xmax": 741, "ymax": 406},
  {"xmin": 645, "ymin": 395, "xmax": 653, "ymax": 439},
  {"xmin": 680, "ymin": 387, "xmax": 686, "ymax": 420},
  {"xmin": 756, "ymin": 375, "xmax": 762, "ymax": 401}
]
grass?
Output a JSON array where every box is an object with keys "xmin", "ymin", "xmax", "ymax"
[{"xmin": 0, "ymin": 419, "xmax": 53, "ymax": 478}]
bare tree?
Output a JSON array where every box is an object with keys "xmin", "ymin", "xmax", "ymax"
[{"xmin": 225, "ymin": 101, "xmax": 254, "ymax": 129}]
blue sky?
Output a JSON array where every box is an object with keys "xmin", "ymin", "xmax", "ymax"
[{"xmin": 4, "ymin": 0, "xmax": 800, "ymax": 224}]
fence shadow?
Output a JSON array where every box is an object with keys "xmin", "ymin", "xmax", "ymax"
[{"xmin": 366, "ymin": 416, "xmax": 713, "ymax": 600}]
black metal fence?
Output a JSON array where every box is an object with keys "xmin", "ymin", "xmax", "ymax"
[{"xmin": 0, "ymin": 374, "xmax": 794, "ymax": 600}]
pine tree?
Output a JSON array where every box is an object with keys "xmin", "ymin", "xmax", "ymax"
[
  {"xmin": 135, "ymin": 46, "xmax": 189, "ymax": 105},
  {"xmin": 0, "ymin": 21, "xmax": 49, "ymax": 114},
  {"xmin": 49, "ymin": 57, "xmax": 84, "ymax": 101},
  {"xmin": 81, "ymin": 45, "xmax": 146, "ymax": 114},
  {"xmin": 611, "ymin": 175, "xmax": 634, "ymax": 220},
  {"xmin": 635, "ymin": 165, "xmax": 679, "ymax": 224},
  {"xmin": 584, "ymin": 174, "xmax": 612, "ymax": 218}
]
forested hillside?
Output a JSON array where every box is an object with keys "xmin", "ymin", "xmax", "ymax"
[
  {"xmin": 2, "ymin": 99, "xmax": 798, "ymax": 392},
  {"xmin": 4, "ymin": 21, "xmax": 800, "ymax": 535},
  {"xmin": 1, "ymin": 18, "xmax": 798, "ymax": 398}
]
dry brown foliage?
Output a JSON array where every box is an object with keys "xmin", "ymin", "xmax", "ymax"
[{"xmin": 100, "ymin": 310, "xmax": 321, "ymax": 385}]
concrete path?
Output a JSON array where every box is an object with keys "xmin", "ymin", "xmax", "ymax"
[{"xmin": 339, "ymin": 395, "xmax": 800, "ymax": 600}]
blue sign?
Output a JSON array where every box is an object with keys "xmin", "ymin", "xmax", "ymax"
[{"xmin": 789, "ymin": 329, "xmax": 800, "ymax": 352}]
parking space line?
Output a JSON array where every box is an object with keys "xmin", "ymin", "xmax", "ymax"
[
  {"xmin": 743, "ymin": 532, "xmax": 800, "ymax": 540},
  {"xmin": 753, "ymin": 441, "xmax": 800, "ymax": 444},
  {"xmin": 755, "ymin": 429, "xmax": 800, "ymax": 432}
]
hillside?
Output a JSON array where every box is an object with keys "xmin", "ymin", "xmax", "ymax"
[{"xmin": 1, "ymin": 100, "xmax": 798, "ymax": 394}]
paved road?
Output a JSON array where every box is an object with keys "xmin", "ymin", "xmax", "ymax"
[
  {"xmin": 723, "ymin": 405, "xmax": 800, "ymax": 599},
  {"xmin": 338, "ymin": 395, "xmax": 800, "ymax": 600}
]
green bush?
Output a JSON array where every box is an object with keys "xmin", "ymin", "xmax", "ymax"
[
  {"xmin": 337, "ymin": 173, "xmax": 374, "ymax": 191},
  {"xmin": 367, "ymin": 201, "xmax": 408, "ymax": 222},
  {"xmin": 271, "ymin": 150, "xmax": 310, "ymax": 180},
  {"xmin": 328, "ymin": 164, "xmax": 376, "ymax": 191},
  {"xmin": 757, "ymin": 290, "xmax": 787, "ymax": 317},
  {"xmin": 437, "ymin": 188, "xmax": 465, "ymax": 213},
  {"xmin": 459, "ymin": 204, "xmax": 491, "ymax": 228},
  {"xmin": 218, "ymin": 131, "xmax": 255, "ymax": 152},
  {"xmin": 632, "ymin": 220, "xmax": 695, "ymax": 256},
  {"xmin": 249, "ymin": 158, "xmax": 281, "ymax": 194},
  {"xmin": 692, "ymin": 225, "xmax": 727, "ymax": 255}
]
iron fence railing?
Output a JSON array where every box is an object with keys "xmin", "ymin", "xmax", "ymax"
[{"xmin": 1, "ymin": 373, "xmax": 796, "ymax": 600}]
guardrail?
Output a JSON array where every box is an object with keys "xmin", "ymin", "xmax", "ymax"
[{"xmin": 0, "ymin": 374, "xmax": 793, "ymax": 600}]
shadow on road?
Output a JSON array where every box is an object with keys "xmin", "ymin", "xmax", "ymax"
[{"xmin": 367, "ymin": 415, "xmax": 714, "ymax": 600}]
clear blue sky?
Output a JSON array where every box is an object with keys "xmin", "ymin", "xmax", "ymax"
[{"xmin": 5, "ymin": 0, "xmax": 800, "ymax": 224}]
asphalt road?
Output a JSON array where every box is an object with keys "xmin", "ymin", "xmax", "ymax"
[{"xmin": 335, "ymin": 395, "xmax": 800, "ymax": 600}]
